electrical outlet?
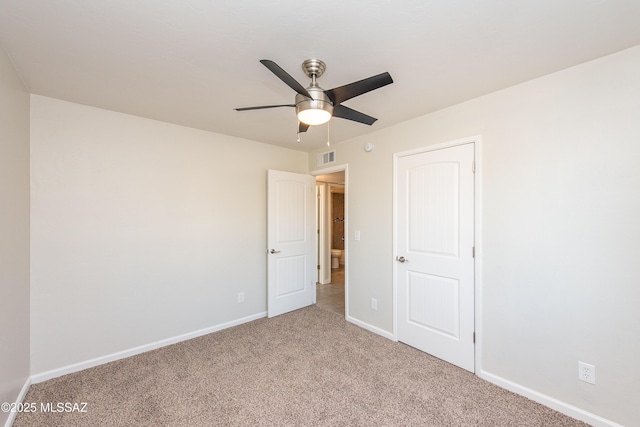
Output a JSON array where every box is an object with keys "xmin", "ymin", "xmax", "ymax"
[
  {"xmin": 578, "ymin": 361, "xmax": 596, "ymax": 384},
  {"xmin": 370, "ymin": 298, "xmax": 377, "ymax": 310},
  {"xmin": 238, "ymin": 292, "xmax": 245, "ymax": 303}
]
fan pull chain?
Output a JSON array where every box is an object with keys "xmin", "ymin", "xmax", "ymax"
[
  {"xmin": 297, "ymin": 128, "xmax": 301, "ymax": 143},
  {"xmin": 326, "ymin": 121, "xmax": 331, "ymax": 147}
]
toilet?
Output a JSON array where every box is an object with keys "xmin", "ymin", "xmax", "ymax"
[{"xmin": 331, "ymin": 249, "xmax": 343, "ymax": 269}]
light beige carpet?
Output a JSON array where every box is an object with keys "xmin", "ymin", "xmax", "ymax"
[{"xmin": 15, "ymin": 306, "xmax": 589, "ymax": 426}]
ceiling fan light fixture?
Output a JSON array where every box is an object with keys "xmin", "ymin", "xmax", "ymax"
[
  {"xmin": 296, "ymin": 91, "xmax": 333, "ymax": 125},
  {"xmin": 297, "ymin": 103, "xmax": 332, "ymax": 125}
]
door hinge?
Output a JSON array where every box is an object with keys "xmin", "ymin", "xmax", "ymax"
[
  {"xmin": 472, "ymin": 161, "xmax": 476, "ymax": 173},
  {"xmin": 317, "ymin": 265, "xmax": 320, "ymax": 270},
  {"xmin": 472, "ymin": 246, "xmax": 475, "ymax": 258},
  {"xmin": 473, "ymin": 332, "xmax": 476, "ymax": 343}
]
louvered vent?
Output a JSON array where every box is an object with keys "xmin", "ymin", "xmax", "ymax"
[{"xmin": 317, "ymin": 150, "xmax": 336, "ymax": 167}]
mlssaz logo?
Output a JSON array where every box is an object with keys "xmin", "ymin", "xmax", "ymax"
[{"xmin": 40, "ymin": 402, "xmax": 88, "ymax": 413}]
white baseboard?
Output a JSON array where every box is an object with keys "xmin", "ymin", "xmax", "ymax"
[
  {"xmin": 346, "ymin": 315, "xmax": 395, "ymax": 341},
  {"xmin": 31, "ymin": 312, "xmax": 267, "ymax": 384},
  {"xmin": 4, "ymin": 377, "xmax": 31, "ymax": 427},
  {"xmin": 478, "ymin": 369, "xmax": 623, "ymax": 427}
]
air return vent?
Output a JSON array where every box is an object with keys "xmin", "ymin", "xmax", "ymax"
[{"xmin": 317, "ymin": 150, "xmax": 336, "ymax": 167}]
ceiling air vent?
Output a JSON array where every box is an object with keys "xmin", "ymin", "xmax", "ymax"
[{"xmin": 317, "ymin": 150, "xmax": 336, "ymax": 167}]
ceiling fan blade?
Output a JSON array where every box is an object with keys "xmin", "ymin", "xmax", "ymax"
[
  {"xmin": 325, "ymin": 72, "xmax": 393, "ymax": 105},
  {"xmin": 298, "ymin": 122, "xmax": 310, "ymax": 133},
  {"xmin": 234, "ymin": 104, "xmax": 294, "ymax": 111},
  {"xmin": 332, "ymin": 104, "xmax": 377, "ymax": 126},
  {"xmin": 260, "ymin": 60, "xmax": 312, "ymax": 98}
]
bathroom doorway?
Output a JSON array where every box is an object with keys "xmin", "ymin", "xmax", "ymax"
[{"xmin": 315, "ymin": 170, "xmax": 346, "ymax": 316}]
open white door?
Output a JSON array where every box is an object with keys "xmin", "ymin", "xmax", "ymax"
[
  {"xmin": 396, "ymin": 143, "xmax": 475, "ymax": 372},
  {"xmin": 267, "ymin": 170, "xmax": 316, "ymax": 318}
]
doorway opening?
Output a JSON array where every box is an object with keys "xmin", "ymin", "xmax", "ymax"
[{"xmin": 315, "ymin": 170, "xmax": 346, "ymax": 316}]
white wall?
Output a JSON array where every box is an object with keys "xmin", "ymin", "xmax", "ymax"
[
  {"xmin": 30, "ymin": 96, "xmax": 308, "ymax": 375},
  {"xmin": 309, "ymin": 45, "xmax": 640, "ymax": 426},
  {"xmin": 0, "ymin": 43, "xmax": 30, "ymax": 426}
]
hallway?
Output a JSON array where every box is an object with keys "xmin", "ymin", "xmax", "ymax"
[{"xmin": 315, "ymin": 267, "xmax": 344, "ymax": 316}]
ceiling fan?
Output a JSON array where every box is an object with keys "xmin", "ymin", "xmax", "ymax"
[{"xmin": 235, "ymin": 59, "xmax": 393, "ymax": 134}]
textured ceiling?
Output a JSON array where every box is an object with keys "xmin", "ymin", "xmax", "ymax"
[{"xmin": 1, "ymin": 0, "xmax": 639, "ymax": 152}]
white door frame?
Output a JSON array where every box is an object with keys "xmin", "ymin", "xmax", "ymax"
[
  {"xmin": 311, "ymin": 164, "xmax": 349, "ymax": 319},
  {"xmin": 393, "ymin": 136, "xmax": 483, "ymax": 373},
  {"xmin": 316, "ymin": 183, "xmax": 327, "ymax": 285}
]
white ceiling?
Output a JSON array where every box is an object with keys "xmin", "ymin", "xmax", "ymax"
[{"xmin": 1, "ymin": 0, "xmax": 639, "ymax": 152}]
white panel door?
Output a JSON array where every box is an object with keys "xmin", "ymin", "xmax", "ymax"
[
  {"xmin": 267, "ymin": 170, "xmax": 316, "ymax": 318},
  {"xmin": 396, "ymin": 143, "xmax": 475, "ymax": 372}
]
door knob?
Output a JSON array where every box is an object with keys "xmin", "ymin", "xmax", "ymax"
[
  {"xmin": 269, "ymin": 249, "xmax": 281, "ymax": 254},
  {"xmin": 396, "ymin": 256, "xmax": 409, "ymax": 263}
]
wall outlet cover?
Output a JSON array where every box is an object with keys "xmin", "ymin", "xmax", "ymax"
[{"xmin": 578, "ymin": 361, "xmax": 596, "ymax": 384}]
